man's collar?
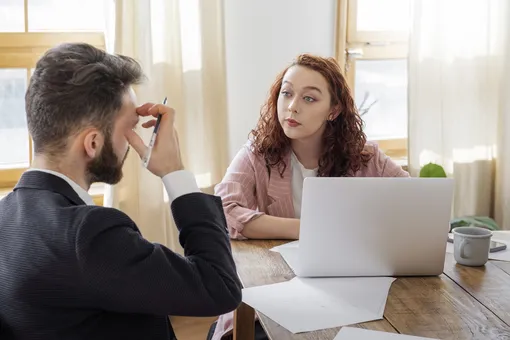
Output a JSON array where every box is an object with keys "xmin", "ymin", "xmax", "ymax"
[{"xmin": 15, "ymin": 169, "xmax": 95, "ymax": 206}]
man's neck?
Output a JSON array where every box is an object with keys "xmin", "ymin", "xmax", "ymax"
[{"xmin": 31, "ymin": 155, "xmax": 90, "ymax": 191}]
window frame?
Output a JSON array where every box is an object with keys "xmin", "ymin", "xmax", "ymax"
[
  {"xmin": 346, "ymin": 0, "xmax": 410, "ymax": 44},
  {"xmin": 336, "ymin": 0, "xmax": 409, "ymax": 162},
  {"xmin": 0, "ymin": 1, "xmax": 105, "ymax": 204}
]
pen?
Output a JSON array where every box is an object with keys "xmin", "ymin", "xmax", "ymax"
[{"xmin": 142, "ymin": 97, "xmax": 167, "ymax": 168}]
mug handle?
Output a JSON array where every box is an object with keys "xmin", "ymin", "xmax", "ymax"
[{"xmin": 460, "ymin": 239, "xmax": 470, "ymax": 259}]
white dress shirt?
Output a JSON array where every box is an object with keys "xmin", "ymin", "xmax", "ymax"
[
  {"xmin": 28, "ymin": 168, "xmax": 200, "ymax": 206},
  {"xmin": 290, "ymin": 152, "xmax": 317, "ymax": 218}
]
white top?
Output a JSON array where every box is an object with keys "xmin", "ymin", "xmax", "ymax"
[
  {"xmin": 290, "ymin": 152, "xmax": 318, "ymax": 218},
  {"xmin": 27, "ymin": 168, "xmax": 200, "ymax": 206}
]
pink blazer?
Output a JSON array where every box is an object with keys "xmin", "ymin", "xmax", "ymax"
[
  {"xmin": 211, "ymin": 141, "xmax": 409, "ymax": 340},
  {"xmin": 215, "ymin": 140, "xmax": 409, "ymax": 240}
]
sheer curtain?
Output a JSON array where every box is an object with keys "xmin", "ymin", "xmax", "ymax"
[
  {"xmin": 408, "ymin": 0, "xmax": 510, "ymax": 228},
  {"xmin": 103, "ymin": 0, "xmax": 229, "ymax": 252}
]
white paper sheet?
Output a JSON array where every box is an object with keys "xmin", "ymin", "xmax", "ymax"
[
  {"xmin": 492, "ymin": 231, "xmax": 510, "ymax": 242},
  {"xmin": 277, "ymin": 246, "xmax": 300, "ymax": 272},
  {"xmin": 270, "ymin": 241, "xmax": 299, "ymax": 253},
  {"xmin": 242, "ymin": 276, "xmax": 396, "ymax": 334},
  {"xmin": 270, "ymin": 241, "xmax": 300, "ymax": 272},
  {"xmin": 446, "ymin": 232, "xmax": 510, "ymax": 262},
  {"xmin": 334, "ymin": 327, "xmax": 438, "ymax": 340}
]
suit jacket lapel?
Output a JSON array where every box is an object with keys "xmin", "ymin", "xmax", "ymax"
[
  {"xmin": 266, "ymin": 152, "xmax": 294, "ymax": 218},
  {"xmin": 14, "ymin": 171, "xmax": 86, "ymax": 206}
]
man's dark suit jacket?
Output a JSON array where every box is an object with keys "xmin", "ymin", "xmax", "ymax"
[{"xmin": 0, "ymin": 171, "xmax": 242, "ymax": 340}]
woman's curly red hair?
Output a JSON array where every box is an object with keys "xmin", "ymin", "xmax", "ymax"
[{"xmin": 250, "ymin": 54, "xmax": 372, "ymax": 177}]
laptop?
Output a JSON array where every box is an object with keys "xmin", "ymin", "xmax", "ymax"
[{"xmin": 296, "ymin": 177, "xmax": 454, "ymax": 278}]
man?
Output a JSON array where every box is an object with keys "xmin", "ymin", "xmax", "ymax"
[{"xmin": 0, "ymin": 43, "xmax": 242, "ymax": 340}]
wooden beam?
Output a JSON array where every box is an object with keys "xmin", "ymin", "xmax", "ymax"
[{"xmin": 0, "ymin": 32, "xmax": 105, "ymax": 68}]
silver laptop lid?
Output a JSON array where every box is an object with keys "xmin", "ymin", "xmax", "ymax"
[{"xmin": 297, "ymin": 177, "xmax": 454, "ymax": 277}]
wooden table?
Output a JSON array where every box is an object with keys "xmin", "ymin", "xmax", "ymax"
[{"xmin": 231, "ymin": 240, "xmax": 510, "ymax": 340}]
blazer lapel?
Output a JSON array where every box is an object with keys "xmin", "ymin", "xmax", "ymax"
[
  {"xmin": 14, "ymin": 171, "xmax": 86, "ymax": 206},
  {"xmin": 266, "ymin": 152, "xmax": 295, "ymax": 218}
]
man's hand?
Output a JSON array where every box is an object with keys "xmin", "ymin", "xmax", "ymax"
[{"xmin": 126, "ymin": 102, "xmax": 184, "ymax": 177}]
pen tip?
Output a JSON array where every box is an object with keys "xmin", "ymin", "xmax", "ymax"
[{"xmin": 163, "ymin": 97, "xmax": 168, "ymax": 105}]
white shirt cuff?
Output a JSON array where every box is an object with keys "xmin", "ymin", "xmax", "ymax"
[{"xmin": 162, "ymin": 170, "xmax": 201, "ymax": 203}]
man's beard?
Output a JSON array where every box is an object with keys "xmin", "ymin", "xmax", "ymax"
[{"xmin": 86, "ymin": 138, "xmax": 129, "ymax": 185}]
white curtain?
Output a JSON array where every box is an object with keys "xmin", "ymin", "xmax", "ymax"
[
  {"xmin": 408, "ymin": 0, "xmax": 510, "ymax": 228},
  {"xmin": 103, "ymin": 0, "xmax": 229, "ymax": 252}
]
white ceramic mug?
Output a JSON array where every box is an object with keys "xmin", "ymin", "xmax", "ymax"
[{"xmin": 453, "ymin": 226, "xmax": 492, "ymax": 266}]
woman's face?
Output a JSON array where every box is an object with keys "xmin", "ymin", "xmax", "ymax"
[{"xmin": 277, "ymin": 65, "xmax": 334, "ymax": 141}]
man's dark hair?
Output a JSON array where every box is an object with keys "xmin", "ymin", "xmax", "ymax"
[{"xmin": 26, "ymin": 42, "xmax": 145, "ymax": 155}]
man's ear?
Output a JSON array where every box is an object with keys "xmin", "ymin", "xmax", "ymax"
[
  {"xmin": 83, "ymin": 129, "xmax": 104, "ymax": 159},
  {"xmin": 328, "ymin": 105, "xmax": 342, "ymax": 121}
]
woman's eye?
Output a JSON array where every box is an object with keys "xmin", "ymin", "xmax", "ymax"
[
  {"xmin": 304, "ymin": 96, "xmax": 315, "ymax": 103},
  {"xmin": 281, "ymin": 91, "xmax": 291, "ymax": 96}
]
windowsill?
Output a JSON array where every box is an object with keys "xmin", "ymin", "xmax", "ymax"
[
  {"xmin": 90, "ymin": 183, "xmax": 104, "ymax": 205},
  {"xmin": 392, "ymin": 157, "xmax": 408, "ymax": 167},
  {"xmin": 1, "ymin": 161, "xmax": 409, "ymax": 203},
  {"xmin": 89, "ymin": 182, "xmax": 105, "ymax": 197},
  {"xmin": 0, "ymin": 185, "xmax": 104, "ymax": 205},
  {"xmin": 0, "ymin": 188, "xmax": 12, "ymax": 200},
  {"xmin": 392, "ymin": 157, "xmax": 409, "ymax": 172}
]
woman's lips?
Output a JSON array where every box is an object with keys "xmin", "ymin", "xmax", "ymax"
[{"xmin": 285, "ymin": 118, "xmax": 301, "ymax": 127}]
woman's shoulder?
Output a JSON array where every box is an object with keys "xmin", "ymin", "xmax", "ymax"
[
  {"xmin": 356, "ymin": 141, "xmax": 409, "ymax": 177},
  {"xmin": 232, "ymin": 140, "xmax": 293, "ymax": 178},
  {"xmin": 236, "ymin": 140, "xmax": 261, "ymax": 162},
  {"xmin": 230, "ymin": 140, "xmax": 269, "ymax": 171},
  {"xmin": 362, "ymin": 140, "xmax": 380, "ymax": 156}
]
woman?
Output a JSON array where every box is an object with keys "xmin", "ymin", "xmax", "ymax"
[
  {"xmin": 215, "ymin": 54, "xmax": 408, "ymax": 242},
  {"xmin": 209, "ymin": 54, "xmax": 408, "ymax": 339}
]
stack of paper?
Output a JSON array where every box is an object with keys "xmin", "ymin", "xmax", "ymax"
[
  {"xmin": 241, "ymin": 241, "xmax": 397, "ymax": 333},
  {"xmin": 334, "ymin": 327, "xmax": 439, "ymax": 340},
  {"xmin": 242, "ymin": 276, "xmax": 395, "ymax": 333}
]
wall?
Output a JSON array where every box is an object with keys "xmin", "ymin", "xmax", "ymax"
[{"xmin": 223, "ymin": 0, "xmax": 338, "ymax": 160}]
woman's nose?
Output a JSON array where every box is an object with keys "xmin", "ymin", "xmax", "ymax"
[{"xmin": 288, "ymin": 98, "xmax": 298, "ymax": 113}]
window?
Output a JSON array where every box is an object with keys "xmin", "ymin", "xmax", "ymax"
[
  {"xmin": 337, "ymin": 0, "xmax": 410, "ymax": 163},
  {"xmin": 0, "ymin": 0, "xmax": 108, "ymax": 204}
]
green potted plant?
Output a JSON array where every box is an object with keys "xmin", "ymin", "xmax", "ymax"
[{"xmin": 419, "ymin": 162, "xmax": 447, "ymax": 178}]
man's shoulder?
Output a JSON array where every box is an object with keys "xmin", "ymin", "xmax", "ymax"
[
  {"xmin": 79, "ymin": 204, "xmax": 131, "ymax": 217},
  {"xmin": 70, "ymin": 205, "xmax": 143, "ymax": 253},
  {"xmin": 74, "ymin": 205, "xmax": 136, "ymax": 231}
]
